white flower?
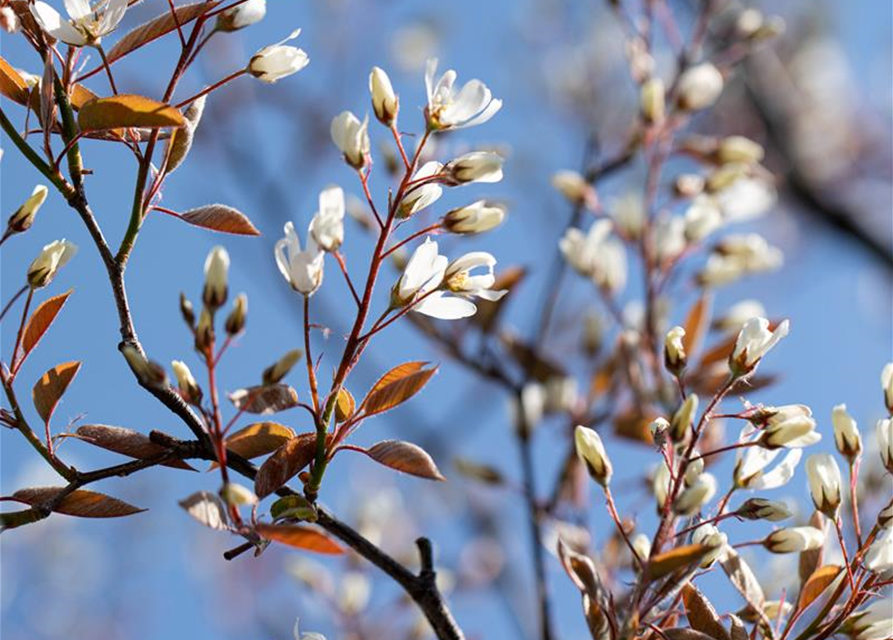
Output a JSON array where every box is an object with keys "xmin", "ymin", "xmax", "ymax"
[
  {"xmin": 424, "ymin": 58, "xmax": 501, "ymax": 130},
  {"xmin": 330, "ymin": 111, "xmax": 370, "ymax": 169},
  {"xmin": 832, "ymin": 404, "xmax": 862, "ymax": 461},
  {"xmin": 544, "ymin": 377, "xmax": 578, "ymax": 414},
  {"xmin": 713, "ymin": 299, "xmax": 766, "ymax": 333},
  {"xmin": 559, "ymin": 220, "xmax": 627, "ymax": 294},
  {"xmin": 631, "ymin": 533, "xmax": 651, "ymax": 564},
  {"xmin": 652, "ymin": 460, "xmax": 672, "ymax": 509},
  {"xmin": 293, "ymin": 618, "xmax": 327, "ymax": 640},
  {"xmin": 27, "ymin": 239, "xmax": 77, "ymax": 289},
  {"xmin": 248, "ymin": 29, "xmax": 309, "ymax": 84},
  {"xmin": 882, "ymin": 363, "xmax": 893, "ymax": 412},
  {"xmin": 654, "ymin": 216, "xmax": 687, "ymax": 263},
  {"xmin": 864, "ymin": 528, "xmax": 892, "ymax": 575},
  {"xmin": 413, "ymin": 251, "xmax": 507, "ymax": 320},
  {"xmin": 517, "ymin": 382, "xmax": 545, "ymax": 428},
  {"xmin": 716, "ymin": 234, "xmax": 784, "ymax": 271},
  {"xmin": 676, "ymin": 63, "xmax": 724, "ymax": 111},
  {"xmin": 640, "ymin": 77, "xmax": 665, "ymax": 123},
  {"xmin": 275, "ymin": 222, "xmax": 324, "ymax": 296},
  {"xmin": 203, "ymin": 246, "xmax": 229, "ymax": 309},
  {"xmin": 692, "ymin": 523, "xmax": 729, "ymax": 567},
  {"xmin": 664, "ymin": 326, "xmax": 687, "ymax": 371},
  {"xmin": 552, "ymin": 170, "xmax": 595, "ymax": 207},
  {"xmin": 764, "ymin": 526, "xmax": 824, "ymax": 553},
  {"xmin": 674, "ymin": 472, "xmax": 717, "ymax": 515},
  {"xmin": 717, "ymin": 136, "xmax": 765, "ymax": 165},
  {"xmin": 309, "ymin": 185, "xmax": 345, "ymax": 252},
  {"xmin": 730, "ymin": 316, "xmax": 789, "ymax": 374},
  {"xmin": 683, "ymin": 196, "xmax": 723, "ymax": 242},
  {"xmin": 761, "ymin": 416, "xmax": 820, "ymax": 449},
  {"xmin": 443, "ymin": 200, "xmax": 505, "ymax": 234},
  {"xmin": 877, "ymin": 418, "xmax": 893, "ymax": 473},
  {"xmin": 849, "ymin": 598, "xmax": 893, "ymax": 640},
  {"xmin": 715, "ymin": 177, "xmax": 777, "ymax": 222},
  {"xmin": 369, "ymin": 66, "xmax": 399, "ymax": 126},
  {"xmin": 735, "ymin": 425, "xmax": 805, "ymax": 488},
  {"xmin": 395, "ymin": 237, "xmax": 447, "ymax": 304},
  {"xmin": 610, "ymin": 193, "xmax": 645, "ymax": 239},
  {"xmin": 670, "ymin": 394, "xmax": 698, "ymax": 442},
  {"xmin": 398, "ymin": 161, "xmax": 443, "ymax": 218},
  {"xmin": 31, "ymin": 0, "xmax": 128, "ymax": 46},
  {"xmin": 805, "ymin": 453, "xmax": 842, "ymax": 517},
  {"xmin": 738, "ymin": 497, "xmax": 792, "ymax": 522},
  {"xmin": 574, "ymin": 425, "xmax": 612, "ymax": 487},
  {"xmin": 221, "ymin": 482, "xmax": 258, "ymax": 506},
  {"xmin": 7, "ymin": 184, "xmax": 48, "ymax": 235},
  {"xmin": 443, "ymin": 151, "xmax": 504, "ymax": 185},
  {"xmin": 171, "ymin": 360, "xmax": 201, "ymax": 404},
  {"xmin": 217, "ymin": 0, "xmax": 266, "ymax": 31}
]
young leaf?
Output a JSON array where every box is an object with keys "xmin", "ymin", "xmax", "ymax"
[
  {"xmin": 334, "ymin": 388, "xmax": 355, "ymax": 423},
  {"xmin": 645, "ymin": 544, "xmax": 711, "ymax": 581},
  {"xmin": 797, "ymin": 565, "xmax": 841, "ymax": 611},
  {"xmin": 223, "ymin": 422, "xmax": 296, "ymax": 460},
  {"xmin": 229, "ymin": 384, "xmax": 299, "ymax": 415},
  {"xmin": 255, "ymin": 523, "xmax": 343, "ymax": 555},
  {"xmin": 16, "ymin": 289, "xmax": 72, "ymax": 372},
  {"xmin": 0, "ymin": 55, "xmax": 29, "ymax": 104},
  {"xmin": 682, "ymin": 293, "xmax": 712, "ymax": 356},
  {"xmin": 254, "ymin": 433, "xmax": 318, "ymax": 498},
  {"xmin": 72, "ymin": 424, "xmax": 195, "ymax": 470},
  {"xmin": 32, "ymin": 361, "xmax": 81, "ymax": 425},
  {"xmin": 178, "ymin": 491, "xmax": 229, "ymax": 530},
  {"xmin": 364, "ymin": 440, "xmax": 445, "ymax": 481},
  {"xmin": 105, "ymin": 2, "xmax": 218, "ymax": 63},
  {"xmin": 77, "ymin": 95, "xmax": 185, "ymax": 133},
  {"xmin": 362, "ymin": 362, "xmax": 437, "ymax": 417},
  {"xmin": 13, "ymin": 487, "xmax": 146, "ymax": 517},
  {"xmin": 720, "ymin": 549, "xmax": 766, "ymax": 609},
  {"xmin": 682, "ymin": 583, "xmax": 731, "ymax": 640},
  {"xmin": 179, "ymin": 204, "xmax": 261, "ymax": 236}
]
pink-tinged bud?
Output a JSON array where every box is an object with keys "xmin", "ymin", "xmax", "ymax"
[
  {"xmin": 369, "ymin": 66, "xmax": 399, "ymax": 126},
  {"xmin": 764, "ymin": 526, "xmax": 824, "ymax": 553},
  {"xmin": 574, "ymin": 425, "xmax": 612, "ymax": 487}
]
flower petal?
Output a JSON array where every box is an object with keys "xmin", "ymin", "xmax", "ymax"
[{"xmin": 413, "ymin": 292, "xmax": 477, "ymax": 320}]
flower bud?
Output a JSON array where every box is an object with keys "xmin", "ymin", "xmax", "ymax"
[
  {"xmin": 877, "ymin": 418, "xmax": 893, "ymax": 473},
  {"xmin": 583, "ymin": 311, "xmax": 605, "ymax": 355},
  {"xmin": 310, "ymin": 186, "xmax": 346, "ymax": 252},
  {"xmin": 224, "ymin": 293, "xmax": 248, "ymax": 336},
  {"xmin": 692, "ymin": 524, "xmax": 728, "ymax": 568},
  {"xmin": 716, "ymin": 136, "xmax": 764, "ymax": 165},
  {"xmin": 216, "ymin": 0, "xmax": 266, "ymax": 32},
  {"xmin": 664, "ymin": 325, "xmax": 687, "ymax": 374},
  {"xmin": 676, "ymin": 63, "xmax": 724, "ymax": 111},
  {"xmin": 6, "ymin": 184, "xmax": 48, "ymax": 236},
  {"xmin": 737, "ymin": 498, "xmax": 792, "ymax": 522},
  {"xmin": 683, "ymin": 197, "xmax": 723, "ymax": 242},
  {"xmin": 847, "ymin": 598, "xmax": 893, "ymax": 640},
  {"xmin": 673, "ymin": 472, "xmax": 716, "ymax": 515},
  {"xmin": 248, "ymin": 29, "xmax": 309, "ymax": 83},
  {"xmin": 882, "ymin": 363, "xmax": 893, "ymax": 413},
  {"xmin": 442, "ymin": 200, "xmax": 505, "ymax": 235},
  {"xmin": 863, "ymin": 528, "xmax": 892, "ymax": 575},
  {"xmin": 652, "ymin": 461, "xmax": 672, "ymax": 511},
  {"xmin": 730, "ymin": 317, "xmax": 789, "ymax": 375},
  {"xmin": 640, "ymin": 77, "xmax": 665, "ymax": 124},
  {"xmin": 203, "ymin": 246, "xmax": 229, "ymax": 310},
  {"xmin": 574, "ymin": 425, "xmax": 612, "ymax": 487},
  {"xmin": 369, "ymin": 66, "xmax": 398, "ymax": 126},
  {"xmin": 670, "ymin": 394, "xmax": 698, "ymax": 443},
  {"xmin": 649, "ymin": 417, "xmax": 671, "ymax": 446},
  {"xmin": 171, "ymin": 360, "xmax": 202, "ymax": 405},
  {"xmin": 443, "ymin": 151, "xmax": 504, "ymax": 185},
  {"xmin": 631, "ymin": 533, "xmax": 651, "ymax": 566},
  {"xmin": 706, "ymin": 162, "xmax": 749, "ymax": 193},
  {"xmin": 684, "ymin": 455, "xmax": 705, "ymax": 486},
  {"xmin": 760, "ymin": 414, "xmax": 819, "ymax": 449},
  {"xmin": 179, "ymin": 292, "xmax": 196, "ymax": 328},
  {"xmin": 122, "ymin": 345, "xmax": 167, "ymax": 387},
  {"xmin": 832, "ymin": 403, "xmax": 861, "ymax": 462},
  {"xmin": 712, "ymin": 299, "xmax": 765, "ymax": 333},
  {"xmin": 220, "ymin": 482, "xmax": 258, "ymax": 506},
  {"xmin": 194, "ymin": 308, "xmax": 214, "ymax": 353},
  {"xmin": 263, "ymin": 349, "xmax": 303, "ymax": 385},
  {"xmin": 764, "ymin": 526, "xmax": 824, "ymax": 553},
  {"xmin": 27, "ymin": 239, "xmax": 77, "ymax": 289},
  {"xmin": 331, "ymin": 111, "xmax": 370, "ymax": 169},
  {"xmin": 551, "ymin": 170, "xmax": 594, "ymax": 207},
  {"xmin": 675, "ymin": 174, "xmax": 706, "ymax": 199}
]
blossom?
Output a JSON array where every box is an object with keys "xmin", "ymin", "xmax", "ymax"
[
  {"xmin": 171, "ymin": 360, "xmax": 201, "ymax": 404},
  {"xmin": 6, "ymin": 185, "xmax": 47, "ymax": 236},
  {"xmin": 610, "ymin": 193, "xmax": 645, "ymax": 239},
  {"xmin": 831, "ymin": 404, "xmax": 861, "ymax": 461},
  {"xmin": 330, "ymin": 111, "xmax": 370, "ymax": 169},
  {"xmin": 443, "ymin": 200, "xmax": 505, "ymax": 234},
  {"xmin": 424, "ymin": 58, "xmax": 501, "ymax": 130},
  {"xmin": 552, "ymin": 170, "xmax": 595, "ymax": 207},
  {"xmin": 715, "ymin": 177, "xmax": 777, "ymax": 222},
  {"xmin": 225, "ymin": 293, "xmax": 248, "ymax": 336},
  {"xmin": 805, "ymin": 453, "xmax": 842, "ymax": 517},
  {"xmin": 394, "ymin": 238, "xmax": 447, "ymax": 306},
  {"xmin": 864, "ymin": 528, "xmax": 892, "ymax": 575},
  {"xmin": 248, "ymin": 29, "xmax": 309, "ymax": 83},
  {"xmin": 676, "ymin": 63, "xmax": 724, "ymax": 111},
  {"xmin": 275, "ymin": 222, "xmax": 324, "ymax": 296},
  {"xmin": 730, "ymin": 316, "xmax": 789, "ymax": 374},
  {"xmin": 31, "ymin": 0, "xmax": 128, "ymax": 46},
  {"xmin": 294, "ymin": 618, "xmax": 327, "ymax": 640},
  {"xmin": 640, "ymin": 77, "xmax": 665, "ymax": 123},
  {"xmin": 882, "ymin": 363, "xmax": 893, "ymax": 412},
  {"xmin": 203, "ymin": 246, "xmax": 230, "ymax": 310},
  {"xmin": 309, "ymin": 185, "xmax": 345, "ymax": 252},
  {"xmin": 713, "ymin": 299, "xmax": 766, "ymax": 333},
  {"xmin": 674, "ymin": 472, "xmax": 717, "ymax": 515},
  {"xmin": 443, "ymin": 152, "xmax": 504, "ymax": 185},
  {"xmin": 652, "ymin": 461, "xmax": 672, "ymax": 510},
  {"xmin": 764, "ymin": 526, "xmax": 824, "ymax": 553},
  {"xmin": 717, "ymin": 136, "xmax": 765, "ymax": 165},
  {"xmin": 413, "ymin": 251, "xmax": 507, "ymax": 320},
  {"xmin": 398, "ymin": 162, "xmax": 443, "ymax": 218},
  {"xmin": 699, "ymin": 234, "xmax": 783, "ymax": 287},
  {"xmin": 683, "ymin": 197, "xmax": 723, "ymax": 242},
  {"xmin": 559, "ymin": 220, "xmax": 627, "ymax": 294},
  {"xmin": 654, "ymin": 216, "xmax": 687, "ymax": 263},
  {"xmin": 670, "ymin": 394, "xmax": 698, "ymax": 442},
  {"xmin": 217, "ymin": 0, "xmax": 266, "ymax": 31},
  {"xmin": 369, "ymin": 66, "xmax": 398, "ymax": 126},
  {"xmin": 849, "ymin": 598, "xmax": 893, "ymax": 640},
  {"xmin": 221, "ymin": 482, "xmax": 258, "ymax": 506},
  {"xmin": 692, "ymin": 523, "xmax": 728, "ymax": 567},
  {"xmin": 27, "ymin": 239, "xmax": 77, "ymax": 289},
  {"xmin": 664, "ymin": 326, "xmax": 687, "ymax": 372},
  {"xmin": 574, "ymin": 425, "xmax": 612, "ymax": 487},
  {"xmin": 737, "ymin": 498, "xmax": 792, "ymax": 522},
  {"xmin": 760, "ymin": 415, "xmax": 820, "ymax": 449},
  {"xmin": 878, "ymin": 418, "xmax": 893, "ymax": 473},
  {"xmin": 734, "ymin": 425, "xmax": 804, "ymax": 488}
]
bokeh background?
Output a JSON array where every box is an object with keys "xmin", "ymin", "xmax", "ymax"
[{"xmin": 1, "ymin": 0, "xmax": 891, "ymax": 639}]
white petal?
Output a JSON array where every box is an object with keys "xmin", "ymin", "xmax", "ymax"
[
  {"xmin": 424, "ymin": 58, "xmax": 438, "ymax": 103},
  {"xmin": 62, "ymin": 0, "xmax": 91, "ymax": 21},
  {"xmin": 31, "ymin": 2, "xmax": 87, "ymax": 45},
  {"xmin": 413, "ymin": 292, "xmax": 477, "ymax": 320},
  {"xmin": 100, "ymin": 0, "xmax": 129, "ymax": 34}
]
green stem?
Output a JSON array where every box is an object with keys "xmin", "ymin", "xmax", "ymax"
[{"xmin": 0, "ymin": 107, "xmax": 73, "ymax": 197}]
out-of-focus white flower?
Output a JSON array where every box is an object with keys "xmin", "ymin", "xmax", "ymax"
[
  {"xmin": 730, "ymin": 317, "xmax": 789, "ymax": 374},
  {"xmin": 6, "ymin": 185, "xmax": 48, "ymax": 235},
  {"xmin": 309, "ymin": 185, "xmax": 345, "ymax": 252},
  {"xmin": 203, "ymin": 246, "xmax": 230, "ymax": 309},
  {"xmin": 369, "ymin": 66, "xmax": 398, "ymax": 126},
  {"xmin": 544, "ymin": 376, "xmax": 578, "ymax": 414},
  {"xmin": 171, "ymin": 360, "xmax": 201, "ymax": 404},
  {"xmin": 716, "ymin": 233, "xmax": 783, "ymax": 269},
  {"xmin": 631, "ymin": 533, "xmax": 651, "ymax": 564},
  {"xmin": 737, "ymin": 497, "xmax": 792, "ymax": 522},
  {"xmin": 664, "ymin": 326, "xmax": 687, "ymax": 372},
  {"xmin": 339, "ymin": 571, "xmax": 371, "ymax": 615},
  {"xmin": 394, "ymin": 237, "xmax": 447, "ymax": 305},
  {"xmin": 293, "ymin": 618, "xmax": 327, "ymax": 640},
  {"xmin": 652, "ymin": 461, "xmax": 672, "ymax": 510},
  {"xmin": 443, "ymin": 200, "xmax": 505, "ymax": 234},
  {"xmin": 640, "ymin": 77, "xmax": 665, "ymax": 124},
  {"xmin": 517, "ymin": 382, "xmax": 545, "ymax": 429},
  {"xmin": 574, "ymin": 425, "xmax": 612, "ymax": 487},
  {"xmin": 764, "ymin": 526, "xmax": 824, "ymax": 553},
  {"xmin": 275, "ymin": 222, "xmax": 324, "ymax": 296},
  {"xmin": 221, "ymin": 482, "xmax": 258, "ymax": 506},
  {"xmin": 31, "ymin": 0, "xmax": 128, "ymax": 46},
  {"xmin": 654, "ymin": 216, "xmax": 687, "ymax": 263},
  {"xmin": 683, "ymin": 197, "xmax": 723, "ymax": 242},
  {"xmin": 713, "ymin": 299, "xmax": 766, "ymax": 333},
  {"xmin": 552, "ymin": 170, "xmax": 595, "ymax": 208},
  {"xmin": 715, "ymin": 177, "xmax": 777, "ymax": 222},
  {"xmin": 671, "ymin": 395, "xmax": 698, "ymax": 442},
  {"xmin": 398, "ymin": 161, "xmax": 443, "ymax": 218},
  {"xmin": 217, "ymin": 0, "xmax": 266, "ymax": 31},
  {"xmin": 424, "ymin": 58, "xmax": 501, "ymax": 130},
  {"xmin": 849, "ymin": 598, "xmax": 893, "ymax": 640},
  {"xmin": 674, "ymin": 472, "xmax": 717, "ymax": 515},
  {"xmin": 676, "ymin": 63, "xmax": 724, "ymax": 111},
  {"xmin": 692, "ymin": 523, "xmax": 729, "ymax": 567},
  {"xmin": 882, "ymin": 363, "xmax": 893, "ymax": 412},
  {"xmin": 559, "ymin": 220, "xmax": 627, "ymax": 294},
  {"xmin": 878, "ymin": 503, "xmax": 893, "ymax": 529},
  {"xmin": 610, "ymin": 193, "xmax": 645, "ymax": 239},
  {"xmin": 831, "ymin": 404, "xmax": 861, "ymax": 461},
  {"xmin": 27, "ymin": 239, "xmax": 77, "ymax": 289},
  {"xmin": 331, "ymin": 111, "xmax": 370, "ymax": 169},
  {"xmin": 1, "ymin": 5, "xmax": 19, "ymax": 33},
  {"xmin": 443, "ymin": 151, "xmax": 504, "ymax": 185},
  {"xmin": 735, "ymin": 425, "xmax": 804, "ymax": 488},
  {"xmin": 412, "ymin": 251, "xmax": 506, "ymax": 320},
  {"xmin": 864, "ymin": 528, "xmax": 892, "ymax": 575},
  {"xmin": 248, "ymin": 29, "xmax": 309, "ymax": 83},
  {"xmin": 877, "ymin": 418, "xmax": 893, "ymax": 473},
  {"xmin": 717, "ymin": 136, "xmax": 765, "ymax": 165},
  {"xmin": 805, "ymin": 453, "xmax": 842, "ymax": 517}
]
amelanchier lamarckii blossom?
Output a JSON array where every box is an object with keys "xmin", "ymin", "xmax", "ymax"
[
  {"xmin": 393, "ymin": 238, "xmax": 447, "ymax": 309},
  {"xmin": 409, "ymin": 250, "xmax": 507, "ymax": 320},
  {"xmin": 877, "ymin": 417, "xmax": 893, "ymax": 473},
  {"xmin": 664, "ymin": 325, "xmax": 687, "ymax": 373},
  {"xmin": 574, "ymin": 425, "xmax": 612, "ymax": 487},
  {"xmin": 691, "ymin": 524, "xmax": 728, "ymax": 568},
  {"xmin": 881, "ymin": 362, "xmax": 893, "ymax": 412},
  {"xmin": 31, "ymin": 0, "xmax": 128, "ymax": 46},
  {"xmin": 864, "ymin": 527, "xmax": 892, "ymax": 575},
  {"xmin": 26, "ymin": 239, "xmax": 77, "ymax": 289},
  {"xmin": 763, "ymin": 526, "xmax": 824, "ymax": 554},
  {"xmin": 217, "ymin": 0, "xmax": 266, "ymax": 32},
  {"xmin": 848, "ymin": 597, "xmax": 893, "ymax": 640},
  {"xmin": 560, "ymin": 219, "xmax": 628, "ymax": 294},
  {"xmin": 831, "ymin": 403, "xmax": 862, "ymax": 462},
  {"xmin": 424, "ymin": 58, "xmax": 502, "ymax": 131},
  {"xmin": 398, "ymin": 162, "xmax": 443, "ymax": 218},
  {"xmin": 729, "ymin": 316, "xmax": 789, "ymax": 375},
  {"xmin": 674, "ymin": 472, "xmax": 717, "ymax": 515},
  {"xmin": 171, "ymin": 360, "xmax": 201, "ymax": 405},
  {"xmin": 309, "ymin": 186, "xmax": 345, "ymax": 252},
  {"xmin": 331, "ymin": 111, "xmax": 370, "ymax": 170},
  {"xmin": 203, "ymin": 246, "xmax": 230, "ymax": 310},
  {"xmin": 248, "ymin": 29, "xmax": 309, "ymax": 84},
  {"xmin": 369, "ymin": 66, "xmax": 399, "ymax": 126},
  {"xmin": 442, "ymin": 200, "xmax": 505, "ymax": 235},
  {"xmin": 442, "ymin": 152, "xmax": 504, "ymax": 186},
  {"xmin": 805, "ymin": 453, "xmax": 842, "ymax": 518},
  {"xmin": 676, "ymin": 62, "xmax": 724, "ymax": 111},
  {"xmin": 6, "ymin": 185, "xmax": 48, "ymax": 236},
  {"xmin": 275, "ymin": 221, "xmax": 324, "ymax": 297}
]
